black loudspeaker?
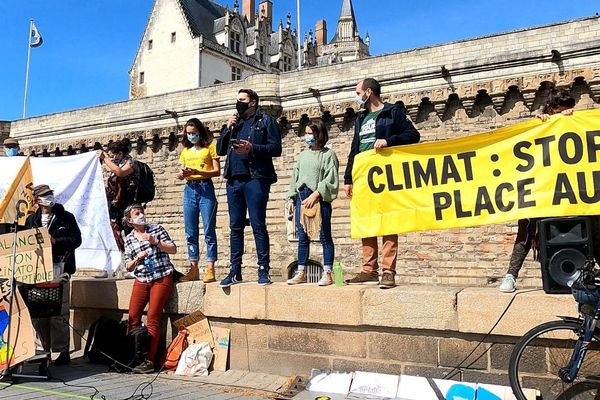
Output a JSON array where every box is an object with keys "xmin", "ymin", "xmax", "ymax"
[{"xmin": 538, "ymin": 217, "xmax": 594, "ymax": 294}]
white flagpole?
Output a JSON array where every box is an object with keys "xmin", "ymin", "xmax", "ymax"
[
  {"xmin": 296, "ymin": 0, "xmax": 301, "ymax": 70},
  {"xmin": 22, "ymin": 19, "xmax": 33, "ymax": 119}
]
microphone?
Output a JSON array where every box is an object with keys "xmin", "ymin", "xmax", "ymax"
[
  {"xmin": 15, "ymin": 200, "xmax": 27, "ymax": 219},
  {"xmin": 228, "ymin": 112, "xmax": 239, "ymax": 131}
]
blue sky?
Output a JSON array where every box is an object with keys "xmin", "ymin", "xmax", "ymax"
[{"xmin": 0, "ymin": 0, "xmax": 598, "ymax": 121}]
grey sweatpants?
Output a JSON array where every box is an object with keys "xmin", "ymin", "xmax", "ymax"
[{"xmin": 32, "ymin": 281, "xmax": 70, "ymax": 353}]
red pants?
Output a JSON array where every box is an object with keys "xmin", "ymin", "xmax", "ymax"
[{"xmin": 128, "ymin": 274, "xmax": 173, "ymax": 363}]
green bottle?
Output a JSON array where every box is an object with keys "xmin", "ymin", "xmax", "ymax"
[{"xmin": 333, "ymin": 260, "xmax": 344, "ymax": 287}]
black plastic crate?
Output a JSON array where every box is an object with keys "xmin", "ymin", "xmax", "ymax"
[{"xmin": 18, "ymin": 283, "xmax": 63, "ymax": 318}]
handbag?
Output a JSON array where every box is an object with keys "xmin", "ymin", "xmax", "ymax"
[
  {"xmin": 174, "ymin": 342, "xmax": 213, "ymax": 377},
  {"xmin": 299, "ymin": 151, "xmax": 323, "ymax": 239},
  {"xmin": 164, "ymin": 328, "xmax": 189, "ymax": 370}
]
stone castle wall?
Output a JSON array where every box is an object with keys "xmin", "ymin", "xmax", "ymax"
[
  {"xmin": 71, "ymin": 279, "xmax": 580, "ymax": 396},
  {"xmin": 0, "ymin": 121, "xmax": 10, "ymax": 156},
  {"xmin": 8, "ymin": 16, "xmax": 600, "ymax": 286}
]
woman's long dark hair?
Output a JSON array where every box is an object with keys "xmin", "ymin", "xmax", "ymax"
[
  {"xmin": 107, "ymin": 140, "xmax": 130, "ymax": 155},
  {"xmin": 543, "ymin": 87, "xmax": 575, "ymax": 114},
  {"xmin": 306, "ymin": 120, "xmax": 329, "ymax": 150},
  {"xmin": 182, "ymin": 118, "xmax": 213, "ymax": 148}
]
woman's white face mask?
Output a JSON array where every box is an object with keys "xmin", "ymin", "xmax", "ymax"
[
  {"xmin": 37, "ymin": 195, "xmax": 56, "ymax": 208},
  {"xmin": 131, "ymin": 213, "xmax": 147, "ymax": 226}
]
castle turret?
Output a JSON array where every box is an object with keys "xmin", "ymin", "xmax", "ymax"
[{"xmin": 316, "ymin": 0, "xmax": 369, "ymax": 64}]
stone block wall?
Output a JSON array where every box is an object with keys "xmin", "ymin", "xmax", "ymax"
[
  {"xmin": 6, "ymin": 16, "xmax": 600, "ymax": 286},
  {"xmin": 0, "ymin": 121, "xmax": 9, "ymax": 155},
  {"xmin": 69, "ymin": 279, "xmax": 581, "ymax": 399}
]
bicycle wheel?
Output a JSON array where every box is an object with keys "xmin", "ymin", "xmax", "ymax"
[{"xmin": 509, "ymin": 320, "xmax": 600, "ymax": 400}]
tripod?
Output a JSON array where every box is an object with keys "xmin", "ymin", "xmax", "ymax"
[{"xmin": 1, "ymin": 202, "xmax": 50, "ymax": 381}]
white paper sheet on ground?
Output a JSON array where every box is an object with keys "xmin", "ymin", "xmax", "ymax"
[
  {"xmin": 307, "ymin": 371, "xmax": 353, "ymax": 394},
  {"xmin": 0, "ymin": 154, "xmax": 120, "ymax": 272},
  {"xmin": 396, "ymin": 375, "xmax": 476, "ymax": 400},
  {"xmin": 350, "ymin": 371, "xmax": 399, "ymax": 399},
  {"xmin": 476, "ymin": 383, "xmax": 537, "ymax": 400}
]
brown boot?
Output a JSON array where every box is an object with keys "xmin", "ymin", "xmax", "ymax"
[
  {"xmin": 203, "ymin": 267, "xmax": 216, "ymax": 283},
  {"xmin": 180, "ymin": 265, "xmax": 200, "ymax": 282}
]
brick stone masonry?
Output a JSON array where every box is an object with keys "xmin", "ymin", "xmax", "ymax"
[
  {"xmin": 69, "ymin": 279, "xmax": 584, "ymax": 396},
  {"xmin": 8, "ymin": 16, "xmax": 600, "ymax": 287},
  {"xmin": 0, "ymin": 121, "xmax": 10, "ymax": 156}
]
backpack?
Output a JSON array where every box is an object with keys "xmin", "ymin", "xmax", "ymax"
[
  {"xmin": 111, "ymin": 325, "xmax": 150, "ymax": 373},
  {"xmin": 164, "ymin": 328, "xmax": 189, "ymax": 370},
  {"xmin": 84, "ymin": 317, "xmax": 128, "ymax": 365},
  {"xmin": 84, "ymin": 317, "xmax": 149, "ymax": 372},
  {"xmin": 133, "ymin": 160, "xmax": 155, "ymax": 204}
]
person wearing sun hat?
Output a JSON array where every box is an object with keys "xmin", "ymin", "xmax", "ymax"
[
  {"xmin": 25, "ymin": 184, "xmax": 82, "ymax": 366},
  {"xmin": 2, "ymin": 137, "xmax": 20, "ymax": 157}
]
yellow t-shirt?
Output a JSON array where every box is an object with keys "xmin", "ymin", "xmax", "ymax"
[{"xmin": 179, "ymin": 143, "xmax": 219, "ymax": 180}]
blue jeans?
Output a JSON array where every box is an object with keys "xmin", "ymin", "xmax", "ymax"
[
  {"xmin": 295, "ymin": 186, "xmax": 334, "ymax": 270},
  {"xmin": 183, "ymin": 180, "xmax": 218, "ymax": 262},
  {"xmin": 226, "ymin": 177, "xmax": 271, "ymax": 269}
]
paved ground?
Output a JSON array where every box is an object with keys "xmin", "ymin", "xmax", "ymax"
[{"xmin": 0, "ymin": 358, "xmax": 291, "ymax": 400}]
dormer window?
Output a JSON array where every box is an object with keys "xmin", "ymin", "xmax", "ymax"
[
  {"xmin": 282, "ymin": 55, "xmax": 292, "ymax": 72},
  {"xmin": 259, "ymin": 45, "xmax": 265, "ymax": 63},
  {"xmin": 230, "ymin": 32, "xmax": 241, "ymax": 53}
]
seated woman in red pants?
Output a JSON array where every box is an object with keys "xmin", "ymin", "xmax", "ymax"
[{"xmin": 123, "ymin": 203, "xmax": 177, "ymax": 373}]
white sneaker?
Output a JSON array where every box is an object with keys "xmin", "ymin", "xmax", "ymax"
[
  {"xmin": 318, "ymin": 271, "xmax": 333, "ymax": 286},
  {"xmin": 499, "ymin": 274, "xmax": 516, "ymax": 292},
  {"xmin": 287, "ymin": 271, "xmax": 306, "ymax": 285}
]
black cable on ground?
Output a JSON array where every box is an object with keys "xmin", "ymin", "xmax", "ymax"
[
  {"xmin": 62, "ymin": 315, "xmax": 165, "ymax": 400},
  {"xmin": 47, "ymin": 374, "xmax": 106, "ymax": 400}
]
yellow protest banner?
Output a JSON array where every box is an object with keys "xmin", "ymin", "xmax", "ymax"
[
  {"xmin": 0, "ymin": 228, "xmax": 54, "ymax": 284},
  {"xmin": 0, "ymin": 156, "xmax": 35, "ymax": 226},
  {"xmin": 351, "ymin": 109, "xmax": 600, "ymax": 238}
]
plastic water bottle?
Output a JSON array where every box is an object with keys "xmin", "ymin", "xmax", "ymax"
[
  {"xmin": 143, "ymin": 247, "xmax": 156, "ymax": 274},
  {"xmin": 333, "ymin": 260, "xmax": 344, "ymax": 287}
]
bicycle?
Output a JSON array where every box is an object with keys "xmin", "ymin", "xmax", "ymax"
[{"xmin": 508, "ymin": 258, "xmax": 600, "ymax": 400}]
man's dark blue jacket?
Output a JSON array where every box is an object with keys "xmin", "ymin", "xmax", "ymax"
[
  {"xmin": 217, "ymin": 108, "xmax": 282, "ymax": 183},
  {"xmin": 344, "ymin": 103, "xmax": 420, "ymax": 185}
]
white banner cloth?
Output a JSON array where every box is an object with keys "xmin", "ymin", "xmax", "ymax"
[{"xmin": 0, "ymin": 153, "xmax": 120, "ymax": 272}]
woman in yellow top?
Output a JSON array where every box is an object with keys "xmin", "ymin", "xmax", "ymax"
[{"xmin": 177, "ymin": 118, "xmax": 220, "ymax": 282}]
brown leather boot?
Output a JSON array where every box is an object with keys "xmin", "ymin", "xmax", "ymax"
[
  {"xmin": 203, "ymin": 268, "xmax": 216, "ymax": 283},
  {"xmin": 179, "ymin": 265, "xmax": 200, "ymax": 282}
]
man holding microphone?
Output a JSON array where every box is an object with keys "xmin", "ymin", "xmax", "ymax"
[{"xmin": 216, "ymin": 89, "xmax": 282, "ymax": 287}]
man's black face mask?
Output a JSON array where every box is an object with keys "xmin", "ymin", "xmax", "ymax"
[{"xmin": 236, "ymin": 101, "xmax": 250, "ymax": 115}]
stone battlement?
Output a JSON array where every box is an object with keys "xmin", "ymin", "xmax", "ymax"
[{"xmin": 9, "ymin": 16, "xmax": 600, "ymax": 143}]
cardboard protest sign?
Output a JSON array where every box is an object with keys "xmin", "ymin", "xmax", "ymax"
[
  {"xmin": 0, "ymin": 279, "xmax": 35, "ymax": 369},
  {"xmin": 173, "ymin": 311, "xmax": 214, "ymax": 348},
  {"xmin": 0, "ymin": 228, "xmax": 54, "ymax": 284},
  {"xmin": 211, "ymin": 326, "xmax": 230, "ymax": 372}
]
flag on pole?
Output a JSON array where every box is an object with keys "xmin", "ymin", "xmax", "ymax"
[
  {"xmin": 0, "ymin": 157, "xmax": 35, "ymax": 225},
  {"xmin": 30, "ymin": 21, "xmax": 43, "ymax": 48}
]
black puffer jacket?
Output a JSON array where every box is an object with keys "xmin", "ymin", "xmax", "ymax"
[{"xmin": 25, "ymin": 203, "xmax": 82, "ymax": 275}]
